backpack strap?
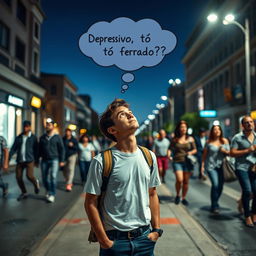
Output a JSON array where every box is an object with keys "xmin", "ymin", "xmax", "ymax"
[
  {"xmin": 138, "ymin": 145, "xmax": 154, "ymax": 174},
  {"xmin": 101, "ymin": 149, "xmax": 113, "ymax": 192}
]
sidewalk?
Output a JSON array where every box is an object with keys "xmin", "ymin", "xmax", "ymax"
[{"xmin": 31, "ymin": 185, "xmax": 228, "ymax": 256}]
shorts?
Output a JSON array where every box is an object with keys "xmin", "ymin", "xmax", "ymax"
[
  {"xmin": 173, "ymin": 161, "xmax": 191, "ymax": 172},
  {"xmin": 156, "ymin": 156, "xmax": 169, "ymax": 171}
]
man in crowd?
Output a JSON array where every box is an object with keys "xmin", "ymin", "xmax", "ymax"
[
  {"xmin": 0, "ymin": 135, "xmax": 9, "ymax": 198},
  {"xmin": 63, "ymin": 128, "xmax": 78, "ymax": 192},
  {"xmin": 84, "ymin": 99, "xmax": 162, "ymax": 256},
  {"xmin": 152, "ymin": 129, "xmax": 171, "ymax": 183},
  {"xmin": 195, "ymin": 127, "xmax": 207, "ymax": 179},
  {"xmin": 39, "ymin": 118, "xmax": 65, "ymax": 203},
  {"xmin": 231, "ymin": 116, "xmax": 256, "ymax": 227},
  {"xmin": 9, "ymin": 120, "xmax": 40, "ymax": 201}
]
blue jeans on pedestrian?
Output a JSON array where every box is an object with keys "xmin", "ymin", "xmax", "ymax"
[
  {"xmin": 99, "ymin": 228, "xmax": 156, "ymax": 256},
  {"xmin": 79, "ymin": 160, "xmax": 91, "ymax": 183},
  {"xmin": 235, "ymin": 169, "xmax": 256, "ymax": 218},
  {"xmin": 207, "ymin": 167, "xmax": 224, "ymax": 210},
  {"xmin": 0, "ymin": 169, "xmax": 8, "ymax": 192},
  {"xmin": 41, "ymin": 159, "xmax": 59, "ymax": 196}
]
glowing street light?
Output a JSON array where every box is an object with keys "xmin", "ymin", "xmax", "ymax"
[
  {"xmin": 161, "ymin": 95, "xmax": 168, "ymax": 101},
  {"xmin": 207, "ymin": 13, "xmax": 218, "ymax": 22},
  {"xmin": 153, "ymin": 109, "xmax": 159, "ymax": 114},
  {"xmin": 148, "ymin": 114, "xmax": 155, "ymax": 120}
]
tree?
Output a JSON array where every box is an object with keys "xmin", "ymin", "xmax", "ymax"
[{"xmin": 180, "ymin": 112, "xmax": 209, "ymax": 135}]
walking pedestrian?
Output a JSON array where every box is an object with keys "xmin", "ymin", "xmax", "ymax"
[
  {"xmin": 78, "ymin": 134, "xmax": 95, "ymax": 184},
  {"xmin": 195, "ymin": 127, "xmax": 208, "ymax": 179},
  {"xmin": 230, "ymin": 116, "xmax": 256, "ymax": 228},
  {"xmin": 63, "ymin": 128, "xmax": 78, "ymax": 192},
  {"xmin": 201, "ymin": 125, "xmax": 230, "ymax": 214},
  {"xmin": 84, "ymin": 99, "xmax": 162, "ymax": 256},
  {"xmin": 39, "ymin": 118, "xmax": 65, "ymax": 203},
  {"xmin": 152, "ymin": 129, "xmax": 171, "ymax": 183},
  {"xmin": 170, "ymin": 120, "xmax": 197, "ymax": 206},
  {"xmin": 0, "ymin": 135, "xmax": 9, "ymax": 198},
  {"xmin": 91, "ymin": 135, "xmax": 101, "ymax": 155},
  {"xmin": 9, "ymin": 121, "xmax": 40, "ymax": 201}
]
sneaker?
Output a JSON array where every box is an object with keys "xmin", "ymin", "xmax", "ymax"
[
  {"xmin": 174, "ymin": 196, "xmax": 180, "ymax": 205},
  {"xmin": 17, "ymin": 193, "xmax": 28, "ymax": 201},
  {"xmin": 66, "ymin": 184, "xmax": 72, "ymax": 192},
  {"xmin": 47, "ymin": 195, "xmax": 55, "ymax": 203},
  {"xmin": 211, "ymin": 208, "xmax": 220, "ymax": 215},
  {"xmin": 34, "ymin": 179, "xmax": 40, "ymax": 194},
  {"xmin": 3, "ymin": 184, "xmax": 8, "ymax": 198},
  {"xmin": 182, "ymin": 199, "xmax": 189, "ymax": 206}
]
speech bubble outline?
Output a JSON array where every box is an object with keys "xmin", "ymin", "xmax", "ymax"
[{"xmin": 78, "ymin": 17, "xmax": 177, "ymax": 92}]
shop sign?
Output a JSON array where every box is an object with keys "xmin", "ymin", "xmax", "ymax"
[
  {"xmin": 251, "ymin": 110, "xmax": 256, "ymax": 120},
  {"xmin": 7, "ymin": 95, "xmax": 24, "ymax": 107},
  {"xmin": 31, "ymin": 96, "xmax": 41, "ymax": 108},
  {"xmin": 199, "ymin": 110, "xmax": 217, "ymax": 118}
]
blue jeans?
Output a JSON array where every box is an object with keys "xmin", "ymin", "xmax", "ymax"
[
  {"xmin": 41, "ymin": 159, "xmax": 59, "ymax": 196},
  {"xmin": 0, "ymin": 169, "xmax": 8, "ymax": 191},
  {"xmin": 79, "ymin": 160, "xmax": 91, "ymax": 183},
  {"xmin": 99, "ymin": 229, "xmax": 156, "ymax": 256},
  {"xmin": 207, "ymin": 167, "xmax": 224, "ymax": 210},
  {"xmin": 236, "ymin": 169, "xmax": 256, "ymax": 217}
]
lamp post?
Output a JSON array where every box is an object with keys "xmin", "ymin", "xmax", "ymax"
[
  {"xmin": 207, "ymin": 13, "xmax": 251, "ymax": 114},
  {"xmin": 167, "ymin": 78, "xmax": 181, "ymax": 124}
]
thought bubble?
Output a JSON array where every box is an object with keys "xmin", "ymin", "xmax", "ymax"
[{"xmin": 79, "ymin": 17, "xmax": 177, "ymax": 92}]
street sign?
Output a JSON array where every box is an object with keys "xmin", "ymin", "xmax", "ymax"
[{"xmin": 199, "ymin": 110, "xmax": 217, "ymax": 118}]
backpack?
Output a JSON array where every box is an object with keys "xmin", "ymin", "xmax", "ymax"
[{"xmin": 88, "ymin": 145, "xmax": 154, "ymax": 243}]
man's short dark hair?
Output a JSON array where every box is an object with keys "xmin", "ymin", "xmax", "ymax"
[
  {"xmin": 99, "ymin": 99, "xmax": 129, "ymax": 142},
  {"xmin": 23, "ymin": 120, "xmax": 31, "ymax": 127},
  {"xmin": 241, "ymin": 115, "xmax": 253, "ymax": 125}
]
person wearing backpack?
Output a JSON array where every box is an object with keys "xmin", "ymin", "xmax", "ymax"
[
  {"xmin": 84, "ymin": 99, "xmax": 162, "ymax": 256},
  {"xmin": 0, "ymin": 135, "xmax": 9, "ymax": 198}
]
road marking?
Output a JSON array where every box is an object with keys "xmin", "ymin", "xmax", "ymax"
[
  {"xmin": 160, "ymin": 217, "xmax": 180, "ymax": 224},
  {"xmin": 58, "ymin": 217, "xmax": 180, "ymax": 225}
]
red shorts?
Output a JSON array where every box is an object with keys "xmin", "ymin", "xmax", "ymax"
[{"xmin": 156, "ymin": 156, "xmax": 169, "ymax": 171}]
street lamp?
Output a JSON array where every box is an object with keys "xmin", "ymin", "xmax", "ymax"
[
  {"xmin": 168, "ymin": 78, "xmax": 181, "ymax": 86},
  {"xmin": 207, "ymin": 13, "xmax": 251, "ymax": 114}
]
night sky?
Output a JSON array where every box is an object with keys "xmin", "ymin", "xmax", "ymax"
[{"xmin": 41, "ymin": 0, "xmax": 210, "ymax": 123}]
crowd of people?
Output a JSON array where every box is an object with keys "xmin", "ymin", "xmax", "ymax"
[
  {"xmin": 140, "ymin": 116, "xmax": 256, "ymax": 228},
  {"xmin": 0, "ymin": 118, "xmax": 105, "ymax": 203}
]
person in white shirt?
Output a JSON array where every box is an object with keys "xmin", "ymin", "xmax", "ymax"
[
  {"xmin": 84, "ymin": 99, "xmax": 162, "ymax": 256},
  {"xmin": 78, "ymin": 134, "xmax": 95, "ymax": 183}
]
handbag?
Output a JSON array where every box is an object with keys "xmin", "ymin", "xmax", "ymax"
[
  {"xmin": 186, "ymin": 154, "xmax": 197, "ymax": 170},
  {"xmin": 222, "ymin": 157, "xmax": 237, "ymax": 182}
]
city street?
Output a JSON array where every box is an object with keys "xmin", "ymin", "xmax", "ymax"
[
  {"xmin": 165, "ymin": 164, "xmax": 256, "ymax": 256},
  {"xmin": 1, "ymin": 163, "xmax": 256, "ymax": 255},
  {"xmin": 0, "ymin": 166, "xmax": 84, "ymax": 256}
]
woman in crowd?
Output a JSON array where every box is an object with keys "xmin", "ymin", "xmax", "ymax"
[
  {"xmin": 78, "ymin": 134, "xmax": 95, "ymax": 184},
  {"xmin": 201, "ymin": 125, "xmax": 230, "ymax": 214},
  {"xmin": 170, "ymin": 120, "xmax": 197, "ymax": 206}
]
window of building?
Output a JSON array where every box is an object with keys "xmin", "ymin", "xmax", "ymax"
[
  {"xmin": 0, "ymin": 21, "xmax": 10, "ymax": 51},
  {"xmin": 51, "ymin": 84, "xmax": 57, "ymax": 95},
  {"xmin": 0, "ymin": 53, "xmax": 9, "ymax": 66},
  {"xmin": 15, "ymin": 64, "xmax": 25, "ymax": 76},
  {"xmin": 33, "ymin": 21, "xmax": 40, "ymax": 40},
  {"xmin": 15, "ymin": 37, "xmax": 25, "ymax": 63},
  {"xmin": 32, "ymin": 50, "xmax": 38, "ymax": 74},
  {"xmin": 16, "ymin": 0, "xmax": 27, "ymax": 25}
]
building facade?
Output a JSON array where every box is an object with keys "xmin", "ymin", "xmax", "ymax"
[
  {"xmin": 0, "ymin": 0, "xmax": 45, "ymax": 147},
  {"xmin": 183, "ymin": 0, "xmax": 256, "ymax": 137},
  {"xmin": 41, "ymin": 73, "xmax": 78, "ymax": 136}
]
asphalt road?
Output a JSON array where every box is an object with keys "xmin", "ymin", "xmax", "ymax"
[
  {"xmin": 0, "ymin": 166, "xmax": 84, "ymax": 256},
  {"xmin": 165, "ymin": 164, "xmax": 256, "ymax": 256}
]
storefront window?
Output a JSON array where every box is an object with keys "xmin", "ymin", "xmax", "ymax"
[
  {"xmin": 16, "ymin": 108, "xmax": 22, "ymax": 136},
  {"xmin": 31, "ymin": 111, "xmax": 36, "ymax": 133}
]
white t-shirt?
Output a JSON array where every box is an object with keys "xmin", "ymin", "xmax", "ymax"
[
  {"xmin": 78, "ymin": 142, "xmax": 94, "ymax": 161},
  {"xmin": 84, "ymin": 147, "xmax": 161, "ymax": 231}
]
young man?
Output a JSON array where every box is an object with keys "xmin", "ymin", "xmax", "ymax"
[
  {"xmin": 63, "ymin": 128, "xmax": 78, "ymax": 191},
  {"xmin": 9, "ymin": 120, "xmax": 40, "ymax": 201},
  {"xmin": 0, "ymin": 135, "xmax": 9, "ymax": 198},
  {"xmin": 39, "ymin": 118, "xmax": 65, "ymax": 203},
  {"xmin": 231, "ymin": 116, "xmax": 256, "ymax": 227},
  {"xmin": 84, "ymin": 99, "xmax": 162, "ymax": 256},
  {"xmin": 195, "ymin": 128, "xmax": 208, "ymax": 179},
  {"xmin": 152, "ymin": 129, "xmax": 171, "ymax": 183}
]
